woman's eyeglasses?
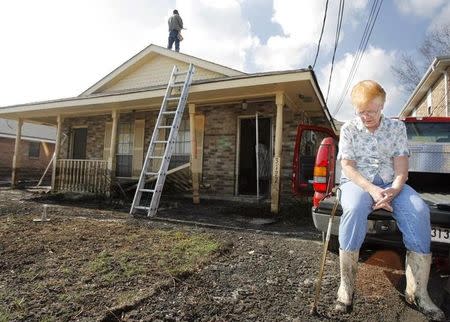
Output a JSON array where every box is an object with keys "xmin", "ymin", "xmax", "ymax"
[{"xmin": 355, "ymin": 108, "xmax": 381, "ymax": 117}]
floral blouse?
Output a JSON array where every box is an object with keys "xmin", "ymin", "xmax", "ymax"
[{"xmin": 337, "ymin": 114, "xmax": 410, "ymax": 184}]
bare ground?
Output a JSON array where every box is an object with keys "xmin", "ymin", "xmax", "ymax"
[{"xmin": 0, "ymin": 188, "xmax": 448, "ymax": 322}]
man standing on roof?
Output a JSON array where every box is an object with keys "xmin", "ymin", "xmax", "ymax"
[{"xmin": 167, "ymin": 9, "xmax": 183, "ymax": 52}]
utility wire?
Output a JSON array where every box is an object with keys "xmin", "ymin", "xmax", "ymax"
[
  {"xmin": 312, "ymin": 0, "xmax": 330, "ymax": 69},
  {"xmin": 332, "ymin": 0, "xmax": 383, "ymax": 116},
  {"xmin": 325, "ymin": 0, "xmax": 345, "ymax": 103}
]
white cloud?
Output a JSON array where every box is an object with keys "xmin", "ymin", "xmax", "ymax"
[
  {"xmin": 429, "ymin": 2, "xmax": 450, "ymax": 31},
  {"xmin": 394, "ymin": 0, "xmax": 446, "ymax": 17},
  {"xmin": 319, "ymin": 46, "xmax": 406, "ymax": 121},
  {"xmin": 175, "ymin": 0, "xmax": 258, "ymax": 71},
  {"xmin": 250, "ymin": 0, "xmax": 369, "ymax": 71},
  {"xmin": 0, "ymin": 0, "xmax": 170, "ymax": 106}
]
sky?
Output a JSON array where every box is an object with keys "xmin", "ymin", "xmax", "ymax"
[{"xmin": 0, "ymin": 0, "xmax": 449, "ymax": 121}]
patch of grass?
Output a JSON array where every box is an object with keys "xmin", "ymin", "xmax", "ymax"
[
  {"xmin": 158, "ymin": 232, "xmax": 220, "ymax": 276},
  {"xmin": 0, "ymin": 308, "xmax": 11, "ymax": 322}
]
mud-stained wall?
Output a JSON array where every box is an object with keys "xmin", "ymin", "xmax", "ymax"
[
  {"xmin": 197, "ymin": 101, "xmax": 312, "ymax": 200},
  {"xmin": 58, "ymin": 103, "xmax": 316, "ymax": 203}
]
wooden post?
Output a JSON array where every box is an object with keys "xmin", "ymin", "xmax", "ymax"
[
  {"xmin": 189, "ymin": 103, "xmax": 200, "ymax": 204},
  {"xmin": 11, "ymin": 118, "xmax": 23, "ymax": 188},
  {"xmin": 108, "ymin": 110, "xmax": 119, "ymax": 184},
  {"xmin": 51, "ymin": 115, "xmax": 63, "ymax": 191},
  {"xmin": 271, "ymin": 92, "xmax": 285, "ymax": 213}
]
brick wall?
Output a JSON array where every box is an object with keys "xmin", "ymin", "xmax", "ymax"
[
  {"xmin": 413, "ymin": 68, "xmax": 449, "ymax": 117},
  {"xmin": 60, "ymin": 114, "xmax": 112, "ymax": 159},
  {"xmin": 56, "ymin": 103, "xmax": 316, "ymax": 203},
  {"xmin": 0, "ymin": 137, "xmax": 55, "ymax": 181}
]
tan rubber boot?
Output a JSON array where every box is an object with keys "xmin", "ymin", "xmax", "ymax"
[
  {"xmin": 405, "ymin": 251, "xmax": 446, "ymax": 321},
  {"xmin": 335, "ymin": 249, "xmax": 359, "ymax": 313}
]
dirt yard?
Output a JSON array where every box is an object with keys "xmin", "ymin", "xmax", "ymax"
[{"xmin": 0, "ymin": 188, "xmax": 449, "ymax": 321}]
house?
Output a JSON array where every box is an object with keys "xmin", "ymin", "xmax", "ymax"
[
  {"xmin": 400, "ymin": 56, "xmax": 450, "ymax": 117},
  {"xmin": 0, "ymin": 118, "xmax": 55, "ymax": 184},
  {"xmin": 0, "ymin": 44, "xmax": 336, "ymax": 213}
]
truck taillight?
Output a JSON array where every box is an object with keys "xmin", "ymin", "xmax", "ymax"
[
  {"xmin": 312, "ymin": 138, "xmax": 336, "ymax": 207},
  {"xmin": 313, "ymin": 166, "xmax": 328, "ymax": 192}
]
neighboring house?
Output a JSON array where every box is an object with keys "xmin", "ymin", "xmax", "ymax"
[
  {"xmin": 0, "ymin": 118, "xmax": 55, "ymax": 183},
  {"xmin": 400, "ymin": 56, "xmax": 450, "ymax": 117},
  {"xmin": 0, "ymin": 44, "xmax": 336, "ymax": 212}
]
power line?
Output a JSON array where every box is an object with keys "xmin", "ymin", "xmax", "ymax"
[
  {"xmin": 312, "ymin": 0, "xmax": 330, "ymax": 69},
  {"xmin": 332, "ymin": 0, "xmax": 384, "ymax": 116},
  {"xmin": 325, "ymin": 0, "xmax": 345, "ymax": 103}
]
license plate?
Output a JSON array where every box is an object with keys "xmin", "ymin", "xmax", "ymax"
[{"xmin": 431, "ymin": 226, "xmax": 450, "ymax": 244}]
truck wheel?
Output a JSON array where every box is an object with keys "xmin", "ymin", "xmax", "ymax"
[{"xmin": 322, "ymin": 232, "xmax": 339, "ymax": 254}]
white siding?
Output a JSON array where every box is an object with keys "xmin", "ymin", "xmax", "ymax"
[{"xmin": 97, "ymin": 55, "xmax": 225, "ymax": 94}]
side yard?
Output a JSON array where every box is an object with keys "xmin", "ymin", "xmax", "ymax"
[{"xmin": 0, "ymin": 188, "xmax": 448, "ymax": 321}]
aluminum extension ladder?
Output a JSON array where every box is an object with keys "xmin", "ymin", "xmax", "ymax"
[{"xmin": 130, "ymin": 64, "xmax": 195, "ymax": 216}]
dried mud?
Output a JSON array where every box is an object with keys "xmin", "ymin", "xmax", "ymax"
[{"xmin": 0, "ymin": 188, "xmax": 448, "ymax": 321}]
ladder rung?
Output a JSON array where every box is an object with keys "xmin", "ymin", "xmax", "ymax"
[
  {"xmin": 167, "ymin": 97, "xmax": 180, "ymax": 101},
  {"xmin": 154, "ymin": 140, "xmax": 168, "ymax": 144},
  {"xmin": 162, "ymin": 111, "xmax": 176, "ymax": 115},
  {"xmin": 158, "ymin": 125, "xmax": 172, "ymax": 129},
  {"xmin": 134, "ymin": 206, "xmax": 150, "ymax": 210},
  {"xmin": 145, "ymin": 172, "xmax": 158, "ymax": 176},
  {"xmin": 148, "ymin": 156, "xmax": 163, "ymax": 159},
  {"xmin": 139, "ymin": 188, "xmax": 155, "ymax": 193}
]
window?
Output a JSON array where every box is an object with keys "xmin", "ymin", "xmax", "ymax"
[
  {"xmin": 169, "ymin": 118, "xmax": 190, "ymax": 169},
  {"xmin": 28, "ymin": 142, "xmax": 40, "ymax": 158},
  {"xmin": 406, "ymin": 122, "xmax": 450, "ymax": 143},
  {"xmin": 116, "ymin": 122, "xmax": 134, "ymax": 177},
  {"xmin": 173, "ymin": 119, "xmax": 191, "ymax": 155}
]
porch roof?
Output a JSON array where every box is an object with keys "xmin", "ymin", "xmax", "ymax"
[{"xmin": 0, "ymin": 68, "xmax": 336, "ymax": 132}]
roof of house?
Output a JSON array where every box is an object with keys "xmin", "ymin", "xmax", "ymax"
[
  {"xmin": 400, "ymin": 55, "xmax": 450, "ymax": 117},
  {"xmin": 80, "ymin": 44, "xmax": 245, "ymax": 96},
  {"xmin": 0, "ymin": 44, "xmax": 336, "ymax": 132},
  {"xmin": 0, "ymin": 118, "xmax": 56, "ymax": 143}
]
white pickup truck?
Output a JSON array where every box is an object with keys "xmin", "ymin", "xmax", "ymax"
[{"xmin": 292, "ymin": 116, "xmax": 450, "ymax": 255}]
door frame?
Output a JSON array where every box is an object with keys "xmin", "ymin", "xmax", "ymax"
[{"xmin": 234, "ymin": 114, "xmax": 273, "ymax": 196}]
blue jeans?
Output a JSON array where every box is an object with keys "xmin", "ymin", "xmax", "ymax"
[
  {"xmin": 338, "ymin": 175, "xmax": 431, "ymax": 253},
  {"xmin": 167, "ymin": 30, "xmax": 180, "ymax": 52}
]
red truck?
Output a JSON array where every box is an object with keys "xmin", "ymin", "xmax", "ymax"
[{"xmin": 292, "ymin": 116, "xmax": 450, "ymax": 255}]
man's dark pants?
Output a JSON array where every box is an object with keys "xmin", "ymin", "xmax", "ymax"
[{"xmin": 167, "ymin": 30, "xmax": 180, "ymax": 52}]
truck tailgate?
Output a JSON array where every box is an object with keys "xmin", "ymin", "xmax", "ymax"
[{"xmin": 315, "ymin": 192, "xmax": 450, "ymax": 226}]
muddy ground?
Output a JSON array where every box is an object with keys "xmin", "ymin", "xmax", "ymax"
[{"xmin": 0, "ymin": 188, "xmax": 449, "ymax": 321}]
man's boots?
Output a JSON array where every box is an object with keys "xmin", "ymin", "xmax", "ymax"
[
  {"xmin": 405, "ymin": 251, "xmax": 445, "ymax": 321},
  {"xmin": 335, "ymin": 249, "xmax": 359, "ymax": 313}
]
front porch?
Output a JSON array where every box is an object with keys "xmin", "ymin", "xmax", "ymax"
[{"xmin": 2, "ymin": 66, "xmax": 334, "ymax": 213}]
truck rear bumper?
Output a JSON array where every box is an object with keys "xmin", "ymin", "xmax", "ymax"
[{"xmin": 312, "ymin": 209, "xmax": 450, "ymax": 254}]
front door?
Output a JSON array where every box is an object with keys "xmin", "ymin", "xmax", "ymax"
[
  {"xmin": 238, "ymin": 117, "xmax": 271, "ymax": 196},
  {"xmin": 72, "ymin": 127, "xmax": 87, "ymax": 159}
]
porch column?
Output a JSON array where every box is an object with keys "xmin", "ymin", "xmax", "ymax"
[
  {"xmin": 108, "ymin": 110, "xmax": 119, "ymax": 181},
  {"xmin": 51, "ymin": 115, "xmax": 63, "ymax": 191},
  {"xmin": 189, "ymin": 103, "xmax": 200, "ymax": 204},
  {"xmin": 271, "ymin": 92, "xmax": 285, "ymax": 213},
  {"xmin": 11, "ymin": 118, "xmax": 23, "ymax": 188}
]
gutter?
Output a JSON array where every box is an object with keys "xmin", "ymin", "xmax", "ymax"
[
  {"xmin": 309, "ymin": 68, "xmax": 337, "ymax": 133},
  {"xmin": 400, "ymin": 56, "xmax": 450, "ymax": 117}
]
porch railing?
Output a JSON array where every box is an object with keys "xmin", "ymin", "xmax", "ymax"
[{"xmin": 56, "ymin": 159, "xmax": 110, "ymax": 195}]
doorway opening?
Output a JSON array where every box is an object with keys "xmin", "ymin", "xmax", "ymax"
[
  {"xmin": 71, "ymin": 127, "xmax": 87, "ymax": 159},
  {"xmin": 238, "ymin": 117, "xmax": 271, "ymax": 196}
]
